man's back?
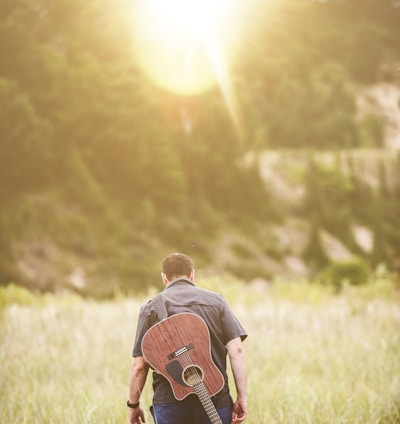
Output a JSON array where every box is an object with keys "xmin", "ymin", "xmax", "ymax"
[{"xmin": 133, "ymin": 278, "xmax": 246, "ymax": 407}]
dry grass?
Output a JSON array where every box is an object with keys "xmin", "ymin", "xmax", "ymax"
[{"xmin": 1, "ymin": 278, "xmax": 399, "ymax": 423}]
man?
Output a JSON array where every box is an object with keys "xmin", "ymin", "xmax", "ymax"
[{"xmin": 128, "ymin": 253, "xmax": 248, "ymax": 424}]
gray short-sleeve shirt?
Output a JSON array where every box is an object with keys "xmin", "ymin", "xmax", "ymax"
[{"xmin": 132, "ymin": 278, "xmax": 247, "ymax": 407}]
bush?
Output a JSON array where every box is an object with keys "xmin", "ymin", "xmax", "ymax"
[
  {"xmin": 0, "ymin": 283, "xmax": 35, "ymax": 311},
  {"xmin": 319, "ymin": 257, "xmax": 370, "ymax": 291}
]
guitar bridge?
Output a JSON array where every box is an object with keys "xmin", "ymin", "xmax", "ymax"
[{"xmin": 167, "ymin": 343, "xmax": 194, "ymax": 360}]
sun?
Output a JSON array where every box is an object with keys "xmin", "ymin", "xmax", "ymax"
[{"xmin": 131, "ymin": 0, "xmax": 243, "ymax": 96}]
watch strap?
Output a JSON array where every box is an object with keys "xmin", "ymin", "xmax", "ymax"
[{"xmin": 127, "ymin": 400, "xmax": 140, "ymax": 408}]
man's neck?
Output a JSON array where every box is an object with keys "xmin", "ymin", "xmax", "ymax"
[{"xmin": 166, "ymin": 276, "xmax": 195, "ymax": 288}]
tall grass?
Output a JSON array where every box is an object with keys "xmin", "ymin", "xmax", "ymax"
[{"xmin": 1, "ymin": 278, "xmax": 399, "ymax": 423}]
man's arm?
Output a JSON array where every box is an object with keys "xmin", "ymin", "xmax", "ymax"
[
  {"xmin": 226, "ymin": 337, "xmax": 248, "ymax": 423},
  {"xmin": 128, "ymin": 356, "xmax": 149, "ymax": 424}
]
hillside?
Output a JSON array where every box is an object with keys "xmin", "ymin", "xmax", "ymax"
[
  {"xmin": 1, "ymin": 0, "xmax": 400, "ymax": 295},
  {"xmin": 4, "ymin": 144, "xmax": 399, "ymax": 296}
]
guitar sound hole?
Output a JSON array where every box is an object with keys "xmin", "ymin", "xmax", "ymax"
[{"xmin": 183, "ymin": 365, "xmax": 203, "ymax": 386}]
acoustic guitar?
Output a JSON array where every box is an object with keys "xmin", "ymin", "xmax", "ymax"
[{"xmin": 141, "ymin": 312, "xmax": 225, "ymax": 424}]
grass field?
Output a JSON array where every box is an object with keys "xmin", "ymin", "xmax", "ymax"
[{"xmin": 1, "ymin": 277, "xmax": 399, "ymax": 423}]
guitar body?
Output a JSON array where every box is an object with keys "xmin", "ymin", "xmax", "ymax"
[{"xmin": 141, "ymin": 313, "xmax": 224, "ymax": 402}]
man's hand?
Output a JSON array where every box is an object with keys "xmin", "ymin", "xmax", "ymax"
[
  {"xmin": 129, "ymin": 406, "xmax": 146, "ymax": 424},
  {"xmin": 231, "ymin": 397, "xmax": 247, "ymax": 423},
  {"xmin": 128, "ymin": 356, "xmax": 149, "ymax": 424},
  {"xmin": 227, "ymin": 337, "xmax": 248, "ymax": 423}
]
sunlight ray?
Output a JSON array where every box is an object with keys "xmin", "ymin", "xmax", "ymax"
[{"xmin": 131, "ymin": 0, "xmax": 245, "ymax": 134}]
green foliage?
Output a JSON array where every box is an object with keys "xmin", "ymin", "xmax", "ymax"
[
  {"xmin": 0, "ymin": 78, "xmax": 51, "ymax": 195},
  {"xmin": 0, "ymin": 283, "xmax": 35, "ymax": 311},
  {"xmin": 299, "ymin": 151, "xmax": 400, "ymax": 274},
  {"xmin": 303, "ymin": 219, "xmax": 330, "ymax": 271},
  {"xmin": 346, "ymin": 20, "xmax": 384, "ymax": 83},
  {"xmin": 358, "ymin": 113, "xmax": 385, "ymax": 148},
  {"xmin": 341, "ymin": 266, "xmax": 400, "ymax": 301},
  {"xmin": 301, "ymin": 156, "xmax": 356, "ymax": 247},
  {"xmin": 0, "ymin": 0, "xmax": 399, "ymax": 293},
  {"xmin": 319, "ymin": 257, "xmax": 371, "ymax": 291}
]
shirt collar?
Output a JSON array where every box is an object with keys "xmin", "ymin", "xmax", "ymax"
[{"xmin": 166, "ymin": 277, "xmax": 195, "ymax": 288}]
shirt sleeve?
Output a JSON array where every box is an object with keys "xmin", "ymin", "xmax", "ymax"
[
  {"xmin": 132, "ymin": 302, "xmax": 152, "ymax": 357},
  {"xmin": 219, "ymin": 296, "xmax": 247, "ymax": 345}
]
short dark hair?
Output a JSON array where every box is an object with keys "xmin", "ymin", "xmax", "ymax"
[{"xmin": 162, "ymin": 253, "xmax": 194, "ymax": 280}]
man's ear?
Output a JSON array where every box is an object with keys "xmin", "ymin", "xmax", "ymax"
[
  {"xmin": 190, "ymin": 269, "xmax": 195, "ymax": 281},
  {"xmin": 161, "ymin": 272, "xmax": 169, "ymax": 285}
]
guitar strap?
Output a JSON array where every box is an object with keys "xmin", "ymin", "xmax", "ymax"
[{"xmin": 152, "ymin": 294, "xmax": 168, "ymax": 321}]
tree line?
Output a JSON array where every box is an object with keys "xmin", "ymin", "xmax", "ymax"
[{"xmin": 0, "ymin": 0, "xmax": 399, "ymax": 292}]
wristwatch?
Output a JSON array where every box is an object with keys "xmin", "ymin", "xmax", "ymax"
[{"xmin": 127, "ymin": 400, "xmax": 140, "ymax": 408}]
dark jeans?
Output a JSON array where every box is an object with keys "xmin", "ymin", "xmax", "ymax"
[{"xmin": 150, "ymin": 398, "xmax": 232, "ymax": 424}]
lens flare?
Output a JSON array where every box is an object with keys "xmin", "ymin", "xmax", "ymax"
[{"xmin": 131, "ymin": 0, "xmax": 243, "ymax": 96}]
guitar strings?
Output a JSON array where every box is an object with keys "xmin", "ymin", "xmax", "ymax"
[
  {"xmin": 178, "ymin": 351, "xmax": 222, "ymax": 424},
  {"xmin": 151, "ymin": 350, "xmax": 221, "ymax": 424}
]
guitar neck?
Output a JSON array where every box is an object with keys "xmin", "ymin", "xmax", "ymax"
[{"xmin": 193, "ymin": 383, "xmax": 223, "ymax": 424}]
